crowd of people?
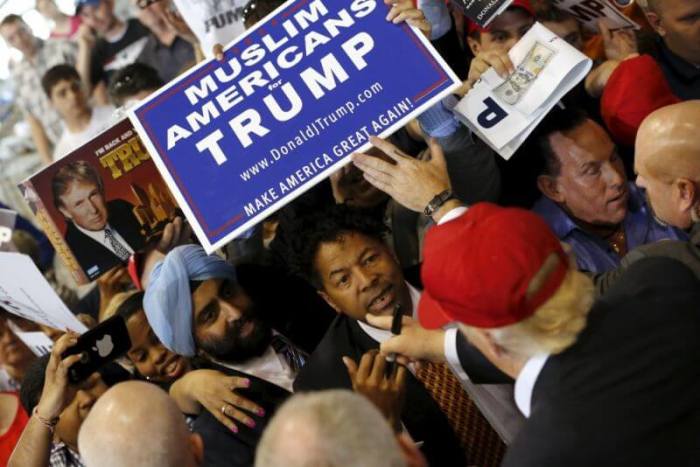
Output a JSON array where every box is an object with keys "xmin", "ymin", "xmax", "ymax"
[{"xmin": 0, "ymin": 0, "xmax": 699, "ymax": 465}]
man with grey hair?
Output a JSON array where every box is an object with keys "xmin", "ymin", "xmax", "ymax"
[
  {"xmin": 255, "ymin": 390, "xmax": 426, "ymax": 467},
  {"xmin": 78, "ymin": 381, "xmax": 204, "ymax": 467}
]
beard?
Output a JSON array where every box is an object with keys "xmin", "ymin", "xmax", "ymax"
[{"xmin": 197, "ymin": 304, "xmax": 273, "ymax": 363}]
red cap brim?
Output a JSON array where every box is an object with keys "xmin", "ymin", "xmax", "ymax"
[{"xmin": 418, "ymin": 290, "xmax": 455, "ymax": 330}]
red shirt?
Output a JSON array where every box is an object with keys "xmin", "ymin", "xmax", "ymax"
[{"xmin": 0, "ymin": 393, "xmax": 29, "ymax": 465}]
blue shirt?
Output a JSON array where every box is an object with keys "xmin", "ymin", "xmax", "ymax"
[{"xmin": 532, "ymin": 184, "xmax": 687, "ymax": 273}]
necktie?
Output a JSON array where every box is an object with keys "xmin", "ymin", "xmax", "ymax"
[
  {"xmin": 104, "ymin": 228, "xmax": 131, "ymax": 261},
  {"xmin": 270, "ymin": 334, "xmax": 308, "ymax": 375},
  {"xmin": 415, "ymin": 362, "xmax": 506, "ymax": 467}
]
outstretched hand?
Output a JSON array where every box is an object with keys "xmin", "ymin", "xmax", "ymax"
[
  {"xmin": 351, "ymin": 136, "xmax": 451, "ymax": 213},
  {"xmin": 365, "ymin": 314, "xmax": 446, "ymax": 364}
]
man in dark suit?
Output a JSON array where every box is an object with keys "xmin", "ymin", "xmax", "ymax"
[
  {"xmin": 283, "ymin": 205, "xmax": 465, "ymax": 466},
  {"xmin": 52, "ymin": 160, "xmax": 145, "ymax": 279},
  {"xmin": 143, "ymin": 245, "xmax": 307, "ymax": 467},
  {"xmin": 412, "ymin": 202, "xmax": 700, "ymax": 467}
]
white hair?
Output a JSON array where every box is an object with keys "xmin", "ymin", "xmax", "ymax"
[
  {"xmin": 78, "ymin": 381, "xmax": 195, "ymax": 467},
  {"xmin": 255, "ymin": 390, "xmax": 406, "ymax": 467}
]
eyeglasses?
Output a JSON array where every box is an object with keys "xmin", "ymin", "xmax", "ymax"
[{"xmin": 136, "ymin": 0, "xmax": 162, "ymax": 9}]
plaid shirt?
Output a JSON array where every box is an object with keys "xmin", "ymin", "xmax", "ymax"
[
  {"xmin": 8, "ymin": 38, "xmax": 77, "ymax": 143},
  {"xmin": 49, "ymin": 442, "xmax": 85, "ymax": 467}
]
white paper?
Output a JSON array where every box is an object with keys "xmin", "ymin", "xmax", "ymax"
[
  {"xmin": 552, "ymin": 0, "xmax": 639, "ymax": 33},
  {"xmin": 0, "ymin": 252, "xmax": 87, "ymax": 333},
  {"xmin": 454, "ymin": 22, "xmax": 592, "ymax": 160},
  {"xmin": 7, "ymin": 321, "xmax": 53, "ymax": 356}
]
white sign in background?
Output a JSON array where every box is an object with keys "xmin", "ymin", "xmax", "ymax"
[
  {"xmin": 0, "ymin": 252, "xmax": 87, "ymax": 333},
  {"xmin": 552, "ymin": 0, "xmax": 639, "ymax": 33}
]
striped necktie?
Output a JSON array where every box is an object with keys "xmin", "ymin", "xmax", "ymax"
[
  {"xmin": 104, "ymin": 228, "xmax": 131, "ymax": 261},
  {"xmin": 270, "ymin": 334, "xmax": 307, "ymax": 375},
  {"xmin": 416, "ymin": 362, "xmax": 506, "ymax": 467}
]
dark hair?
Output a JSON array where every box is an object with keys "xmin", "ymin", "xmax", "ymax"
[
  {"xmin": 51, "ymin": 160, "xmax": 104, "ymax": 210},
  {"xmin": 41, "ymin": 64, "xmax": 81, "ymax": 98},
  {"xmin": 243, "ymin": 0, "xmax": 286, "ymax": 27},
  {"xmin": 115, "ymin": 291, "xmax": 145, "ymax": 321},
  {"xmin": 0, "ymin": 14, "xmax": 23, "ymax": 28},
  {"xmin": 19, "ymin": 354, "xmax": 51, "ymax": 414},
  {"xmin": 108, "ymin": 63, "xmax": 164, "ymax": 107},
  {"xmin": 280, "ymin": 204, "xmax": 387, "ymax": 290},
  {"xmin": 535, "ymin": 5, "xmax": 578, "ymax": 24},
  {"xmin": 526, "ymin": 106, "xmax": 589, "ymax": 177}
]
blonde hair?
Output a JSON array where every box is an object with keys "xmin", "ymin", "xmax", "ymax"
[{"xmin": 462, "ymin": 255, "xmax": 594, "ymax": 359}]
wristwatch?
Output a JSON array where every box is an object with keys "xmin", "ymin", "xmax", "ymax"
[{"xmin": 423, "ymin": 190, "xmax": 454, "ymax": 217}]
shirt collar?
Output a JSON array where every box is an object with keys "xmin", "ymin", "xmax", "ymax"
[
  {"xmin": 659, "ymin": 38, "xmax": 700, "ymax": 79},
  {"xmin": 514, "ymin": 353, "xmax": 549, "ymax": 418},
  {"xmin": 74, "ymin": 222, "xmax": 112, "ymax": 244},
  {"xmin": 357, "ymin": 282, "xmax": 420, "ymax": 344},
  {"xmin": 533, "ymin": 183, "xmax": 640, "ymax": 240}
]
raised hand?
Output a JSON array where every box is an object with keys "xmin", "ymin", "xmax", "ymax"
[
  {"xmin": 343, "ymin": 349, "xmax": 407, "ymax": 432},
  {"xmin": 351, "ymin": 136, "xmax": 451, "ymax": 213}
]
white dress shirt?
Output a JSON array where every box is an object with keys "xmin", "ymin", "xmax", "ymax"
[
  {"xmin": 210, "ymin": 333, "xmax": 296, "ymax": 393},
  {"xmin": 75, "ymin": 222, "xmax": 135, "ymax": 257},
  {"xmin": 513, "ymin": 354, "xmax": 549, "ymax": 418}
]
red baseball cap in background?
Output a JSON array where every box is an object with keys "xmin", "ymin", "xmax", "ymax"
[
  {"xmin": 466, "ymin": 0, "xmax": 535, "ymax": 35},
  {"xmin": 418, "ymin": 203, "xmax": 569, "ymax": 330},
  {"xmin": 601, "ymin": 55, "xmax": 681, "ymax": 147}
]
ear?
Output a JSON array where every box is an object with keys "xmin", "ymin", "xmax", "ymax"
[
  {"xmin": 537, "ymin": 174, "xmax": 564, "ymax": 203},
  {"xmin": 396, "ymin": 432, "xmax": 429, "ymax": 467},
  {"xmin": 467, "ymin": 35, "xmax": 481, "ymax": 56},
  {"xmin": 644, "ymin": 11, "xmax": 664, "ymax": 36},
  {"xmin": 677, "ymin": 178, "xmax": 697, "ymax": 212},
  {"xmin": 189, "ymin": 433, "xmax": 204, "ymax": 466},
  {"xmin": 317, "ymin": 290, "xmax": 342, "ymax": 315}
]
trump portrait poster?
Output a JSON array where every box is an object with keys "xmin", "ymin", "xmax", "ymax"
[{"xmin": 130, "ymin": 0, "xmax": 460, "ymax": 253}]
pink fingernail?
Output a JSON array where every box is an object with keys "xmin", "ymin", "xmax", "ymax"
[
  {"xmin": 231, "ymin": 425, "xmax": 238, "ymax": 433},
  {"xmin": 243, "ymin": 379, "xmax": 251, "ymax": 387},
  {"xmin": 257, "ymin": 408, "xmax": 265, "ymax": 416},
  {"xmin": 247, "ymin": 419, "xmax": 256, "ymax": 428}
]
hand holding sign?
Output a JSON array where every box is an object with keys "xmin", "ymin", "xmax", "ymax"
[
  {"xmin": 599, "ymin": 20, "xmax": 638, "ymax": 61},
  {"xmin": 384, "ymin": 0, "xmax": 432, "ymax": 39},
  {"xmin": 457, "ymin": 50, "xmax": 516, "ymax": 97},
  {"xmin": 352, "ymin": 136, "xmax": 451, "ymax": 213}
]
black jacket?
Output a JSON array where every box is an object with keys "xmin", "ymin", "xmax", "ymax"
[
  {"xmin": 293, "ymin": 314, "xmax": 466, "ymax": 466},
  {"xmin": 192, "ymin": 361, "xmax": 292, "ymax": 467},
  {"xmin": 64, "ymin": 199, "xmax": 145, "ymax": 280},
  {"xmin": 502, "ymin": 257, "xmax": 700, "ymax": 467}
]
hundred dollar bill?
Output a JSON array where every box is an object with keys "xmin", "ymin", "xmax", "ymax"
[{"xmin": 493, "ymin": 42, "xmax": 556, "ymax": 106}]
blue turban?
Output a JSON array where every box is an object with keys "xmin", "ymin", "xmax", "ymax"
[{"xmin": 143, "ymin": 245, "xmax": 236, "ymax": 356}]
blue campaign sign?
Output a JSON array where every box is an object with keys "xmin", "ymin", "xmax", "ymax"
[{"xmin": 129, "ymin": 0, "xmax": 460, "ymax": 253}]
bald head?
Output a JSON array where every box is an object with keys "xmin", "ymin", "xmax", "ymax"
[
  {"xmin": 78, "ymin": 381, "xmax": 203, "ymax": 467},
  {"xmin": 635, "ymin": 101, "xmax": 700, "ymax": 229},
  {"xmin": 637, "ymin": 101, "xmax": 700, "ymax": 182},
  {"xmin": 255, "ymin": 390, "xmax": 412, "ymax": 467}
]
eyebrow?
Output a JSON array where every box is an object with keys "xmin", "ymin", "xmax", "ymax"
[{"xmin": 328, "ymin": 247, "xmax": 372, "ymax": 278}]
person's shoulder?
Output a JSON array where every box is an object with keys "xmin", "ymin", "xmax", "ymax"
[{"xmin": 293, "ymin": 316, "xmax": 352, "ymax": 392}]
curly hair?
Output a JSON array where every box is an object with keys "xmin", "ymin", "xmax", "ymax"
[{"xmin": 280, "ymin": 204, "xmax": 387, "ymax": 290}]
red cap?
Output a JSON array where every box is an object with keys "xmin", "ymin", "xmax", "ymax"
[
  {"xmin": 466, "ymin": 0, "xmax": 535, "ymax": 35},
  {"xmin": 418, "ymin": 203, "xmax": 569, "ymax": 330},
  {"xmin": 601, "ymin": 55, "xmax": 681, "ymax": 147}
]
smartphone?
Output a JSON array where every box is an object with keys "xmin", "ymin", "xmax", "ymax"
[{"xmin": 61, "ymin": 315, "xmax": 131, "ymax": 384}]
